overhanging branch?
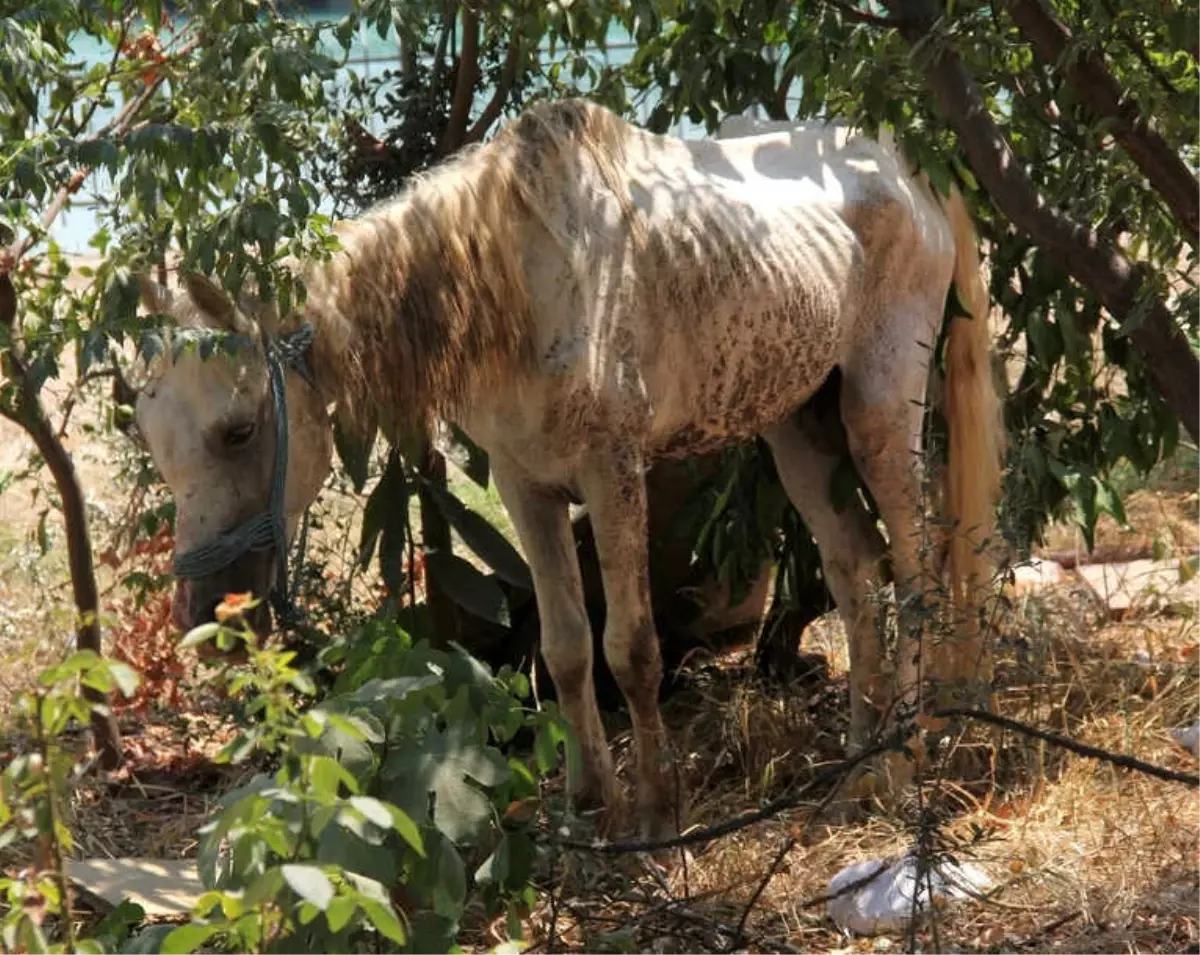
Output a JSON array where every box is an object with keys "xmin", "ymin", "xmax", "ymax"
[
  {"xmin": 1001, "ymin": 0, "xmax": 1198, "ymax": 244},
  {"xmin": 465, "ymin": 23, "xmax": 523, "ymax": 144},
  {"xmin": 1, "ymin": 34, "xmax": 202, "ymax": 280},
  {"xmin": 881, "ymin": 0, "xmax": 1199, "ymax": 442}
]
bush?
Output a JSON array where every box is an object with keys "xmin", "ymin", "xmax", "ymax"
[{"xmin": 0, "ymin": 613, "xmax": 575, "ymax": 954}]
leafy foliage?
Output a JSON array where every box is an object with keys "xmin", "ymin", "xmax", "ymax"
[
  {"xmin": 0, "ymin": 652, "xmax": 141, "ymax": 953},
  {"xmin": 166, "ymin": 619, "xmax": 574, "ymax": 954},
  {"xmin": 0, "ymin": 617, "xmax": 570, "ymax": 954}
]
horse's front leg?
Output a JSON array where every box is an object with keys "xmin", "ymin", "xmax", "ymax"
[
  {"xmin": 489, "ymin": 457, "xmax": 620, "ymax": 822},
  {"xmin": 578, "ymin": 446, "xmax": 680, "ymax": 840}
]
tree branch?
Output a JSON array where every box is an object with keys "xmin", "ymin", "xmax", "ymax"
[
  {"xmin": 430, "ymin": 4, "xmax": 455, "ymax": 97},
  {"xmin": 0, "ymin": 276, "xmax": 122, "ymax": 768},
  {"xmin": 1094, "ymin": 0, "xmax": 1181, "ymax": 102},
  {"xmin": 464, "ymin": 22, "xmax": 522, "ymax": 144},
  {"xmin": 1001, "ymin": 0, "xmax": 1198, "ymax": 244},
  {"xmin": 1, "ymin": 35, "xmax": 202, "ymax": 281},
  {"xmin": 769, "ymin": 63, "xmax": 795, "ymax": 121},
  {"xmin": 882, "ymin": 0, "xmax": 1199, "ymax": 442},
  {"xmin": 438, "ymin": 4, "xmax": 480, "ymax": 156}
]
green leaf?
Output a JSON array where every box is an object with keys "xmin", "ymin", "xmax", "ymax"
[
  {"xmin": 422, "ymin": 481, "xmax": 532, "ymax": 589},
  {"xmin": 106, "ymin": 661, "xmax": 140, "ymax": 698},
  {"xmin": 308, "ymin": 754, "xmax": 360, "ymax": 800},
  {"xmin": 432, "ymin": 836, "xmax": 468, "ymax": 917},
  {"xmin": 123, "ymin": 924, "xmax": 176, "ymax": 955},
  {"xmin": 347, "ymin": 795, "xmax": 392, "ymax": 829},
  {"xmin": 381, "ymin": 722, "xmax": 509, "ymax": 844},
  {"xmin": 348, "ymin": 875, "xmax": 407, "ymax": 943},
  {"xmin": 359, "ymin": 451, "xmax": 402, "ymax": 567},
  {"xmin": 386, "ymin": 804, "xmax": 426, "ymax": 857},
  {"xmin": 179, "ymin": 622, "xmax": 222, "ymax": 648},
  {"xmin": 424, "ymin": 550, "xmax": 512, "ymax": 626},
  {"xmin": 281, "ymin": 864, "xmax": 334, "ymax": 911},
  {"xmin": 160, "ymin": 922, "xmax": 218, "ymax": 955},
  {"xmin": 325, "ymin": 893, "xmax": 357, "ymax": 933}
]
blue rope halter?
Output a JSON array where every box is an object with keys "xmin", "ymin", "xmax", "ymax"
[{"xmin": 172, "ymin": 323, "xmax": 316, "ymax": 627}]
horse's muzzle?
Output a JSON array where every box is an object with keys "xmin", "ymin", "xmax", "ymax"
[{"xmin": 172, "ymin": 549, "xmax": 277, "ymax": 654}]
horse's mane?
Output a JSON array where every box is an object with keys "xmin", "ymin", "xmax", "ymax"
[{"xmin": 302, "ymin": 98, "xmax": 634, "ymax": 438}]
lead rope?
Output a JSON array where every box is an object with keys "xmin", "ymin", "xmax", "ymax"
[{"xmin": 173, "ymin": 323, "xmax": 316, "ymax": 631}]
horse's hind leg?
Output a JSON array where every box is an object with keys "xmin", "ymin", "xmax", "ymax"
[
  {"xmin": 841, "ymin": 308, "xmax": 942, "ymax": 776},
  {"xmin": 489, "ymin": 456, "xmax": 620, "ymax": 822},
  {"xmin": 761, "ymin": 400, "xmax": 890, "ymax": 754},
  {"xmin": 577, "ymin": 446, "xmax": 678, "ymax": 840}
]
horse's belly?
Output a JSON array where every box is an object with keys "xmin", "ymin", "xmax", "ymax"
[{"xmin": 647, "ymin": 298, "xmax": 845, "ymax": 459}]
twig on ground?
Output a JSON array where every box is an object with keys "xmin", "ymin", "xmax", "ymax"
[
  {"xmin": 936, "ymin": 708, "xmax": 1200, "ymax": 786},
  {"xmin": 728, "ymin": 836, "xmax": 797, "ymax": 952},
  {"xmin": 545, "ymin": 706, "xmax": 1197, "ymax": 857}
]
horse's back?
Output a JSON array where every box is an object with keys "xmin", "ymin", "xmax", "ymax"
[{"xmin": 469, "ymin": 102, "xmax": 953, "ymax": 468}]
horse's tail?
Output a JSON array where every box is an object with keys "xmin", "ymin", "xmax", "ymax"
[{"xmin": 940, "ymin": 187, "xmax": 1003, "ymax": 672}]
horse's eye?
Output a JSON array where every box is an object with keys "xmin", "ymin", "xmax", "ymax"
[{"xmin": 223, "ymin": 421, "xmax": 256, "ymax": 450}]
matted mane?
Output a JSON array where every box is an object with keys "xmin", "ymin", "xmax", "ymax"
[{"xmin": 302, "ymin": 99, "xmax": 634, "ymax": 438}]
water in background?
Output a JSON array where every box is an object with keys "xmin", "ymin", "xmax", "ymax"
[{"xmin": 51, "ymin": 7, "xmax": 747, "ymax": 254}]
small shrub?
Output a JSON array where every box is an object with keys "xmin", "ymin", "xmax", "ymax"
[{"xmin": 155, "ymin": 613, "xmax": 573, "ymax": 954}]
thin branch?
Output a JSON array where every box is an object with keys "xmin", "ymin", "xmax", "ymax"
[
  {"xmin": 727, "ymin": 836, "xmax": 797, "ymax": 951},
  {"xmin": 464, "ymin": 22, "xmax": 523, "ymax": 144},
  {"xmin": 551, "ymin": 733, "xmax": 895, "ymax": 854},
  {"xmin": 48, "ymin": 15, "xmax": 131, "ymax": 137},
  {"xmin": 429, "ymin": 4, "xmax": 455, "ymax": 97},
  {"xmin": 0, "ymin": 277, "xmax": 122, "ymax": 768},
  {"xmin": 1, "ymin": 34, "xmax": 203, "ymax": 281},
  {"xmin": 438, "ymin": 4, "xmax": 480, "ymax": 156},
  {"xmin": 935, "ymin": 707, "xmax": 1200, "ymax": 785}
]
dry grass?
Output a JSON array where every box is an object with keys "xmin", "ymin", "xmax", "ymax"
[{"xmin": 517, "ymin": 564, "xmax": 1199, "ymax": 955}]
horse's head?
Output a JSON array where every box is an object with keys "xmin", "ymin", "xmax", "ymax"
[{"xmin": 135, "ymin": 274, "xmax": 333, "ymax": 637}]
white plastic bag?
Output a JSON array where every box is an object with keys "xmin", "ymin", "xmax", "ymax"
[
  {"xmin": 826, "ymin": 851, "xmax": 992, "ymax": 936},
  {"xmin": 1171, "ymin": 722, "xmax": 1200, "ymax": 757}
]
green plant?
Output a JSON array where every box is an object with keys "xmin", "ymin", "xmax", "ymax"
[
  {"xmin": 0, "ymin": 652, "xmax": 139, "ymax": 953},
  {"xmin": 156, "ymin": 612, "xmax": 573, "ymax": 954}
]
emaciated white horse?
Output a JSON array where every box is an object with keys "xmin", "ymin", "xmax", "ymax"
[{"xmin": 136, "ymin": 99, "xmax": 1002, "ymax": 839}]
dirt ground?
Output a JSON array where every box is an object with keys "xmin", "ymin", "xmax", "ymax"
[{"xmin": 0, "ymin": 264, "xmax": 1196, "ymax": 952}]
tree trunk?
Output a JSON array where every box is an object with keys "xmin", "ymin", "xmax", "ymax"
[
  {"xmin": 884, "ymin": 0, "xmax": 1200, "ymax": 443},
  {"xmin": 0, "ymin": 276, "xmax": 121, "ymax": 768}
]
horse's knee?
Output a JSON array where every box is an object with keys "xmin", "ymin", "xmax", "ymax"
[
  {"xmin": 539, "ymin": 605, "xmax": 594, "ymax": 697},
  {"xmin": 603, "ymin": 614, "xmax": 662, "ymax": 702}
]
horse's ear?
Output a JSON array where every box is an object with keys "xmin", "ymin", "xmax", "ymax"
[
  {"xmin": 137, "ymin": 274, "xmax": 174, "ymax": 314},
  {"xmin": 182, "ymin": 273, "xmax": 256, "ymax": 336}
]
